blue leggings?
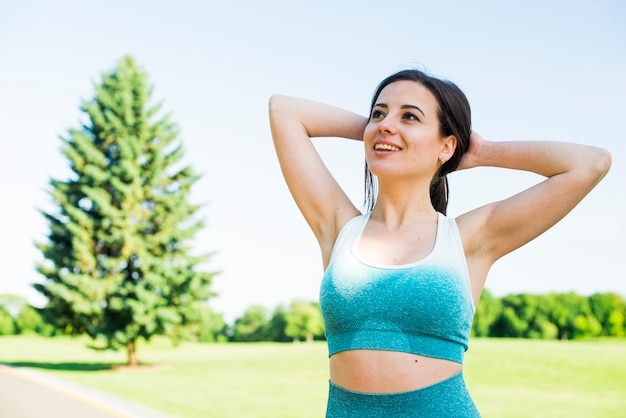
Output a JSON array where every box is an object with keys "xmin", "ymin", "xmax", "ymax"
[{"xmin": 326, "ymin": 372, "xmax": 480, "ymax": 418}]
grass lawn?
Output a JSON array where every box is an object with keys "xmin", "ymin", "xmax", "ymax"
[
  {"xmin": 1, "ymin": 336, "xmax": 625, "ymax": 417},
  {"xmin": 465, "ymin": 338, "xmax": 626, "ymax": 418}
]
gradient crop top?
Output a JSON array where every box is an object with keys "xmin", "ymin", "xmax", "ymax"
[{"xmin": 319, "ymin": 212, "xmax": 475, "ymax": 364}]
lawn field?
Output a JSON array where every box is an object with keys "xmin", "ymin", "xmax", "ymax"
[{"xmin": 1, "ymin": 336, "xmax": 624, "ymax": 417}]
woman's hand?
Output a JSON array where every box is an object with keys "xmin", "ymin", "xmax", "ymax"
[{"xmin": 456, "ymin": 130, "xmax": 485, "ymax": 171}]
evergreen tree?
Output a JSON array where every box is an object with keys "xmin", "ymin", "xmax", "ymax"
[{"xmin": 34, "ymin": 56, "xmax": 217, "ymax": 366}]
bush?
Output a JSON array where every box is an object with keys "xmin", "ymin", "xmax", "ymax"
[{"xmin": 0, "ymin": 307, "xmax": 16, "ymax": 335}]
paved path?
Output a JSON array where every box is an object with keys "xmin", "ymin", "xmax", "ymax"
[{"xmin": 0, "ymin": 364, "xmax": 170, "ymax": 418}]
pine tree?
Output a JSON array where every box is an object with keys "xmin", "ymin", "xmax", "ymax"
[{"xmin": 35, "ymin": 56, "xmax": 217, "ymax": 366}]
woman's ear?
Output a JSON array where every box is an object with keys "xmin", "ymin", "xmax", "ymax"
[{"xmin": 439, "ymin": 135, "xmax": 457, "ymax": 162}]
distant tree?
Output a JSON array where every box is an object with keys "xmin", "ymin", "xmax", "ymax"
[
  {"xmin": 196, "ymin": 306, "xmax": 228, "ymax": 343},
  {"xmin": 34, "ymin": 56, "xmax": 217, "ymax": 366},
  {"xmin": 528, "ymin": 316, "xmax": 559, "ymax": 340},
  {"xmin": 490, "ymin": 295, "xmax": 533, "ymax": 338},
  {"xmin": 471, "ymin": 289, "xmax": 501, "ymax": 337},
  {"xmin": 0, "ymin": 295, "xmax": 57, "ymax": 336},
  {"xmin": 285, "ymin": 300, "xmax": 324, "ymax": 343},
  {"xmin": 266, "ymin": 305, "xmax": 290, "ymax": 342},
  {"xmin": 0, "ymin": 307, "xmax": 15, "ymax": 335},
  {"xmin": 491, "ymin": 306, "xmax": 526, "ymax": 338},
  {"xmin": 232, "ymin": 306, "xmax": 269, "ymax": 342},
  {"xmin": 524, "ymin": 294, "xmax": 557, "ymax": 339},
  {"xmin": 607, "ymin": 310, "xmax": 625, "ymax": 337},
  {"xmin": 546, "ymin": 293, "xmax": 595, "ymax": 340},
  {"xmin": 15, "ymin": 306, "xmax": 46, "ymax": 335},
  {"xmin": 572, "ymin": 314, "xmax": 602, "ymax": 339},
  {"xmin": 589, "ymin": 293, "xmax": 626, "ymax": 337}
]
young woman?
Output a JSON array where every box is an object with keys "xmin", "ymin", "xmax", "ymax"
[{"xmin": 268, "ymin": 69, "xmax": 611, "ymax": 417}]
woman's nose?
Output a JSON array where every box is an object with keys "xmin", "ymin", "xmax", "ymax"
[{"xmin": 378, "ymin": 116, "xmax": 397, "ymax": 134}]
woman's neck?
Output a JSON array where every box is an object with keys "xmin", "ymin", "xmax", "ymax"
[{"xmin": 372, "ymin": 180, "xmax": 437, "ymax": 228}]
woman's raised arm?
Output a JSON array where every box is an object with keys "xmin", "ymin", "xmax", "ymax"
[
  {"xmin": 268, "ymin": 95, "xmax": 368, "ymax": 259},
  {"xmin": 457, "ymin": 132, "xmax": 611, "ymax": 294}
]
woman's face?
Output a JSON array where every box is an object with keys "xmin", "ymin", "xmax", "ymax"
[{"xmin": 363, "ymin": 80, "xmax": 455, "ymax": 182}]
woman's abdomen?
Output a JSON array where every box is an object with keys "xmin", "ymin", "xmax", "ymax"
[{"xmin": 329, "ymin": 349, "xmax": 463, "ymax": 394}]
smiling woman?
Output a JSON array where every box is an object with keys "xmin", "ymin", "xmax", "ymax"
[
  {"xmin": 268, "ymin": 68, "xmax": 611, "ymax": 417},
  {"xmin": 364, "ymin": 71, "xmax": 472, "ymax": 216},
  {"xmin": 366, "ymin": 82, "xmax": 449, "ymax": 184}
]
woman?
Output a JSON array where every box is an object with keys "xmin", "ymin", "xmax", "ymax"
[{"xmin": 268, "ymin": 69, "xmax": 611, "ymax": 417}]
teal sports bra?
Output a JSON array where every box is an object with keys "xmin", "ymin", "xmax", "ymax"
[{"xmin": 319, "ymin": 212, "xmax": 475, "ymax": 364}]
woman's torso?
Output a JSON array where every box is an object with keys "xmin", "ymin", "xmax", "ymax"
[{"xmin": 320, "ymin": 211, "xmax": 475, "ymax": 393}]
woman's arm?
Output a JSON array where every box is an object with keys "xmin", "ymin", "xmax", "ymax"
[
  {"xmin": 457, "ymin": 132, "xmax": 612, "ymax": 293},
  {"xmin": 268, "ymin": 95, "xmax": 368, "ymax": 260}
]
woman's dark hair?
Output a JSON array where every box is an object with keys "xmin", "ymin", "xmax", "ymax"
[{"xmin": 364, "ymin": 69, "xmax": 472, "ymax": 215}]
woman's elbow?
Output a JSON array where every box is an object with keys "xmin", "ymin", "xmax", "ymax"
[
  {"xmin": 268, "ymin": 94, "xmax": 289, "ymax": 113},
  {"xmin": 579, "ymin": 147, "xmax": 612, "ymax": 186},
  {"xmin": 593, "ymin": 147, "xmax": 612, "ymax": 179}
]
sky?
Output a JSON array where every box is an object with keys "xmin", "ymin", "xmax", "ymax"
[{"xmin": 1, "ymin": 0, "xmax": 624, "ymax": 322}]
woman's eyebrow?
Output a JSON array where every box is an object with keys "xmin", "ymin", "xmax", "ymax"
[
  {"xmin": 401, "ymin": 104, "xmax": 425, "ymax": 117},
  {"xmin": 373, "ymin": 103, "xmax": 425, "ymax": 117}
]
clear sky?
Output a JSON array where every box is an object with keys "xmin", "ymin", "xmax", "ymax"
[{"xmin": 1, "ymin": 0, "xmax": 624, "ymax": 322}]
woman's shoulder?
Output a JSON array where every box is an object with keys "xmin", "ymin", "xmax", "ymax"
[{"xmin": 320, "ymin": 208, "xmax": 364, "ymax": 269}]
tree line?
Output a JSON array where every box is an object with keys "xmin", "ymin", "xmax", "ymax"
[
  {"xmin": 227, "ymin": 290, "xmax": 626, "ymax": 342},
  {"xmin": 229, "ymin": 300, "xmax": 325, "ymax": 343},
  {"xmin": 3, "ymin": 291, "xmax": 625, "ymax": 343},
  {"xmin": 0, "ymin": 294, "xmax": 322, "ymax": 343},
  {"xmin": 472, "ymin": 290, "xmax": 625, "ymax": 339}
]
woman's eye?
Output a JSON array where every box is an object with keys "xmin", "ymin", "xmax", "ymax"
[
  {"xmin": 403, "ymin": 112, "xmax": 419, "ymax": 121},
  {"xmin": 371, "ymin": 109, "xmax": 384, "ymax": 119}
]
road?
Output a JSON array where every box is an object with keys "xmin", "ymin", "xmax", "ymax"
[{"xmin": 0, "ymin": 364, "xmax": 169, "ymax": 418}]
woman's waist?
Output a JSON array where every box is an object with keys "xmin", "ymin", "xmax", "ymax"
[
  {"xmin": 329, "ymin": 349, "xmax": 463, "ymax": 394},
  {"xmin": 326, "ymin": 328, "xmax": 468, "ymax": 363}
]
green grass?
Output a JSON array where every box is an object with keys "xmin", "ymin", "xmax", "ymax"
[
  {"xmin": 465, "ymin": 338, "xmax": 626, "ymax": 418},
  {"xmin": 1, "ymin": 336, "xmax": 625, "ymax": 417}
]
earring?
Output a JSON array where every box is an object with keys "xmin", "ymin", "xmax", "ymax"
[{"xmin": 439, "ymin": 157, "xmax": 447, "ymax": 164}]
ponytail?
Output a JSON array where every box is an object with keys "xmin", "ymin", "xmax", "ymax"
[
  {"xmin": 429, "ymin": 174, "xmax": 449, "ymax": 215},
  {"xmin": 364, "ymin": 163, "xmax": 376, "ymax": 213}
]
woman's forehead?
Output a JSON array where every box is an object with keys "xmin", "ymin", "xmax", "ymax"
[{"xmin": 375, "ymin": 81, "xmax": 438, "ymax": 115}]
